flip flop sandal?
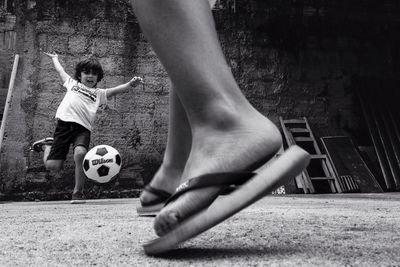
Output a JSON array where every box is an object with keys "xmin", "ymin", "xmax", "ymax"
[
  {"xmin": 143, "ymin": 145, "xmax": 310, "ymax": 255},
  {"xmin": 136, "ymin": 185, "xmax": 172, "ymax": 216},
  {"xmin": 138, "ymin": 171, "xmax": 253, "ymax": 217},
  {"xmin": 161, "ymin": 171, "xmax": 255, "ymax": 219}
]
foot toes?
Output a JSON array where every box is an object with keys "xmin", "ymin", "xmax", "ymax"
[{"xmin": 154, "ymin": 211, "xmax": 180, "ymax": 236}]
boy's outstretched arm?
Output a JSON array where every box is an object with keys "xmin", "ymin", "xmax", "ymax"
[
  {"xmin": 106, "ymin": 76, "xmax": 144, "ymax": 99},
  {"xmin": 42, "ymin": 51, "xmax": 69, "ymax": 83}
]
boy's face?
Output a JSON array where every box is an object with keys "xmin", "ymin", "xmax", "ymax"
[{"xmin": 80, "ymin": 70, "xmax": 98, "ymax": 88}]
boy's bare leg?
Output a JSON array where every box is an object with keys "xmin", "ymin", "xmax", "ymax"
[
  {"xmin": 74, "ymin": 164, "xmax": 85, "ymax": 194},
  {"xmin": 73, "ymin": 146, "xmax": 87, "ymax": 194},
  {"xmin": 140, "ymin": 88, "xmax": 192, "ymax": 203},
  {"xmin": 132, "ymin": 0, "xmax": 282, "ymax": 236},
  {"xmin": 43, "ymin": 145, "xmax": 64, "ymax": 172},
  {"xmin": 43, "ymin": 145, "xmax": 51, "ymax": 163}
]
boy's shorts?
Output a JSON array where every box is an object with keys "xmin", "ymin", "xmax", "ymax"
[{"xmin": 47, "ymin": 120, "xmax": 91, "ymax": 160}]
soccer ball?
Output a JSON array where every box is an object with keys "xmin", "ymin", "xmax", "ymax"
[{"xmin": 83, "ymin": 145, "xmax": 122, "ymax": 183}]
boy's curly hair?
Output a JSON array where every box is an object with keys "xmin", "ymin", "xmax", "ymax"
[{"xmin": 74, "ymin": 58, "xmax": 104, "ymax": 83}]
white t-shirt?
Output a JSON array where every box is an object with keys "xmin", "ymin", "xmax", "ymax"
[{"xmin": 55, "ymin": 76, "xmax": 107, "ymax": 131}]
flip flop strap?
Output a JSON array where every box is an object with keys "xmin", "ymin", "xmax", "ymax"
[
  {"xmin": 165, "ymin": 172, "xmax": 256, "ymax": 206},
  {"xmin": 144, "ymin": 185, "xmax": 172, "ymax": 200}
]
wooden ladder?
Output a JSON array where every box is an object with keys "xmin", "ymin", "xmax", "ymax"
[{"xmin": 279, "ymin": 117, "xmax": 340, "ymax": 193}]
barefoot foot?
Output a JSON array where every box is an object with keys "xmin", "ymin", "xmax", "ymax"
[{"xmin": 154, "ymin": 114, "xmax": 282, "ymax": 236}]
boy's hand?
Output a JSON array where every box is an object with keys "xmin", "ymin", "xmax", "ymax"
[
  {"xmin": 41, "ymin": 49, "xmax": 58, "ymax": 58},
  {"xmin": 129, "ymin": 76, "xmax": 144, "ymax": 88},
  {"xmin": 40, "ymin": 49, "xmax": 68, "ymax": 83}
]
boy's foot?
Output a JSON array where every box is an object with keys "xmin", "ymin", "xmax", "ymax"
[
  {"xmin": 32, "ymin": 137, "xmax": 54, "ymax": 152},
  {"xmin": 71, "ymin": 192, "xmax": 86, "ymax": 204}
]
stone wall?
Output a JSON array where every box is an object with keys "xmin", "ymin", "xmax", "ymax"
[{"xmin": 1, "ymin": 0, "xmax": 399, "ymax": 199}]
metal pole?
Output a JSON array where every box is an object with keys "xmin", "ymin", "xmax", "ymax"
[{"xmin": 0, "ymin": 54, "xmax": 19, "ymax": 154}]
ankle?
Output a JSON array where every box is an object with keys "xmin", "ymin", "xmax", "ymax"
[
  {"xmin": 159, "ymin": 156, "xmax": 185, "ymax": 172},
  {"xmin": 150, "ymin": 163, "xmax": 184, "ymax": 190},
  {"xmin": 197, "ymin": 100, "xmax": 246, "ymax": 131}
]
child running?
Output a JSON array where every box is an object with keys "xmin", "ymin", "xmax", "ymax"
[{"xmin": 32, "ymin": 51, "xmax": 143, "ymax": 204}]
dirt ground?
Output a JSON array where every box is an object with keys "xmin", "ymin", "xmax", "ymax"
[{"xmin": 1, "ymin": 194, "xmax": 400, "ymax": 267}]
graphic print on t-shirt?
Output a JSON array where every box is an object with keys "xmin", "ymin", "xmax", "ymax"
[{"xmin": 71, "ymin": 84, "xmax": 97, "ymax": 102}]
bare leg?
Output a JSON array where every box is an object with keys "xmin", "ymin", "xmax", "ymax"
[
  {"xmin": 73, "ymin": 146, "xmax": 87, "ymax": 194},
  {"xmin": 140, "ymin": 88, "xmax": 192, "ymax": 203},
  {"xmin": 132, "ymin": 0, "xmax": 282, "ymax": 236},
  {"xmin": 43, "ymin": 145, "xmax": 51, "ymax": 163},
  {"xmin": 44, "ymin": 144, "xmax": 85, "ymax": 196},
  {"xmin": 140, "ymin": 0, "xmax": 216, "ymax": 205},
  {"xmin": 43, "ymin": 145, "xmax": 64, "ymax": 172}
]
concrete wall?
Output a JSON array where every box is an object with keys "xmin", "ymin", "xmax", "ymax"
[{"xmin": 1, "ymin": 0, "xmax": 399, "ymax": 199}]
